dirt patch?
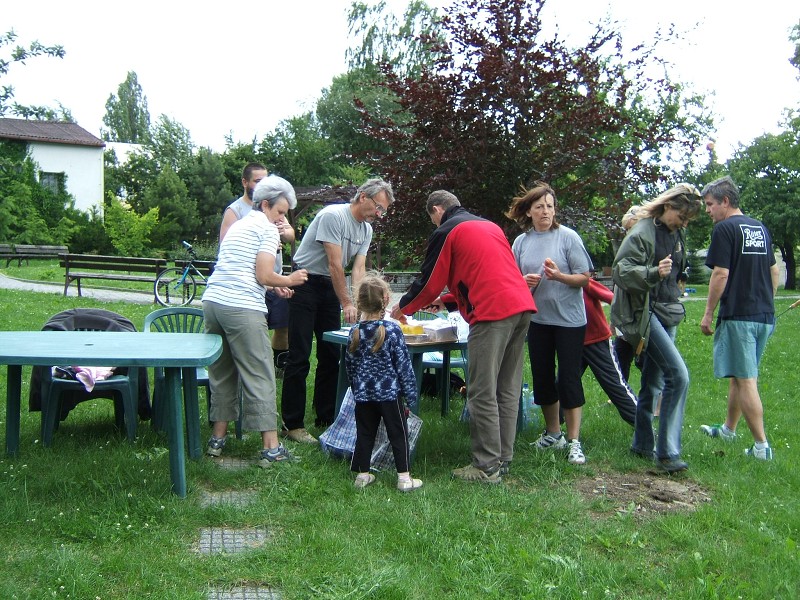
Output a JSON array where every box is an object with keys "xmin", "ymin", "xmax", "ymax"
[{"xmin": 575, "ymin": 471, "xmax": 712, "ymax": 518}]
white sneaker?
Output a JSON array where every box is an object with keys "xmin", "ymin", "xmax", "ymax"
[{"xmin": 567, "ymin": 439, "xmax": 586, "ymax": 465}]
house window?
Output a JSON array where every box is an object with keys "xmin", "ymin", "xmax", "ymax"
[{"xmin": 39, "ymin": 171, "xmax": 64, "ymax": 194}]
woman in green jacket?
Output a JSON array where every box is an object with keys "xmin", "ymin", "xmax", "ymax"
[{"xmin": 611, "ymin": 184, "xmax": 702, "ymax": 473}]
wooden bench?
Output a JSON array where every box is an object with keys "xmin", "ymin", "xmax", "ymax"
[
  {"xmin": 60, "ymin": 254, "xmax": 168, "ymax": 298},
  {"xmin": 1, "ymin": 244, "xmax": 68, "ymax": 267},
  {"xmin": 0, "ymin": 244, "xmax": 14, "ymax": 267}
]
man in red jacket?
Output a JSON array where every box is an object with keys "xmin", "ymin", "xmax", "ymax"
[{"xmin": 391, "ymin": 190, "xmax": 535, "ymax": 483}]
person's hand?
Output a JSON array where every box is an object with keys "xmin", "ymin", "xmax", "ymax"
[
  {"xmin": 389, "ymin": 303, "xmax": 407, "ymax": 323},
  {"xmin": 274, "ymin": 286, "xmax": 294, "ymax": 298},
  {"xmin": 700, "ymin": 313, "xmax": 714, "ymax": 336},
  {"xmin": 543, "ymin": 257, "xmax": 561, "ymax": 281},
  {"xmin": 288, "ymin": 269, "xmax": 308, "ymax": 286},
  {"xmin": 524, "ymin": 273, "xmax": 542, "ymax": 288},
  {"xmin": 420, "ymin": 297, "xmax": 445, "ymax": 313},
  {"xmin": 658, "ymin": 255, "xmax": 673, "ymax": 279},
  {"xmin": 342, "ymin": 304, "xmax": 358, "ymax": 324}
]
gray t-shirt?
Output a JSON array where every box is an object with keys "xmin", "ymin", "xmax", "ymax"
[
  {"xmin": 512, "ymin": 225, "xmax": 593, "ymax": 327},
  {"xmin": 292, "ymin": 203, "xmax": 372, "ymax": 275}
]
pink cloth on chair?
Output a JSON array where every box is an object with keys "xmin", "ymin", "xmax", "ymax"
[{"xmin": 72, "ymin": 366, "xmax": 116, "ymax": 392}]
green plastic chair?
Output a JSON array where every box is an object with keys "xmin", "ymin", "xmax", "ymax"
[
  {"xmin": 37, "ymin": 309, "xmax": 140, "ymax": 447},
  {"xmin": 143, "ymin": 307, "xmax": 242, "ymax": 440}
]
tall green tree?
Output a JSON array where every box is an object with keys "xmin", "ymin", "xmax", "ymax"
[
  {"xmin": 0, "ymin": 30, "xmax": 67, "ymax": 119},
  {"xmin": 727, "ymin": 116, "xmax": 800, "ymax": 290},
  {"xmin": 101, "ymin": 71, "xmax": 151, "ymax": 143},
  {"xmin": 182, "ymin": 147, "xmax": 233, "ymax": 241},
  {"xmin": 149, "ymin": 114, "xmax": 194, "ymax": 172},
  {"xmin": 257, "ymin": 112, "xmax": 341, "ymax": 186},
  {"xmin": 139, "ymin": 167, "xmax": 199, "ymax": 250},
  {"xmin": 355, "ymin": 0, "xmax": 712, "ymax": 258}
]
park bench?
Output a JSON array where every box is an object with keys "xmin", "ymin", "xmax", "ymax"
[
  {"xmin": 60, "ymin": 254, "xmax": 168, "ymax": 299},
  {"xmin": 0, "ymin": 244, "xmax": 69, "ymax": 267}
]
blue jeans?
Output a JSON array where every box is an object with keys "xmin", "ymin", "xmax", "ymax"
[{"xmin": 632, "ymin": 318, "xmax": 689, "ymax": 460}]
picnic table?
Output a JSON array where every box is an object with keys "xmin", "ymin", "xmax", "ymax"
[
  {"xmin": 0, "ymin": 330, "xmax": 222, "ymax": 498},
  {"xmin": 323, "ymin": 328, "xmax": 465, "ymax": 417}
]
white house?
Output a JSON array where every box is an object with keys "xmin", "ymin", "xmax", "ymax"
[{"xmin": 0, "ymin": 118, "xmax": 105, "ymax": 213}]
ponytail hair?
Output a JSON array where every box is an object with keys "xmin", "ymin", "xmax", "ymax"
[{"xmin": 348, "ymin": 272, "xmax": 391, "ymax": 354}]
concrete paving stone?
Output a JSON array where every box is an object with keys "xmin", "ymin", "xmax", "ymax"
[
  {"xmin": 207, "ymin": 586, "xmax": 281, "ymax": 599},
  {"xmin": 197, "ymin": 527, "xmax": 271, "ymax": 554},
  {"xmin": 209, "ymin": 456, "xmax": 257, "ymax": 470},
  {"xmin": 199, "ymin": 489, "xmax": 259, "ymax": 508}
]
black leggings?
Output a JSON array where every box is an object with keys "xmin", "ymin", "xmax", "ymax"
[{"xmin": 350, "ymin": 397, "xmax": 410, "ymax": 473}]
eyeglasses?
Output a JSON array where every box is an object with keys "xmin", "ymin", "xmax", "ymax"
[{"xmin": 367, "ymin": 196, "xmax": 386, "ymax": 216}]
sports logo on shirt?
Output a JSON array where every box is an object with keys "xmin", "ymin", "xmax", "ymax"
[{"xmin": 739, "ymin": 224, "xmax": 768, "ymax": 255}]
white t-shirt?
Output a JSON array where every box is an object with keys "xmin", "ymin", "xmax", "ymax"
[{"xmin": 203, "ymin": 210, "xmax": 280, "ymax": 311}]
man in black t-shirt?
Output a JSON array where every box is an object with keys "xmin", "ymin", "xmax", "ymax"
[{"xmin": 699, "ymin": 176, "xmax": 780, "ymax": 460}]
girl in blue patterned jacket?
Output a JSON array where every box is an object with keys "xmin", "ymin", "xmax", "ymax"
[{"xmin": 346, "ymin": 274, "xmax": 422, "ymax": 491}]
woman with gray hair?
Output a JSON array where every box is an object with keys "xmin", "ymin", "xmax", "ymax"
[
  {"xmin": 202, "ymin": 175, "xmax": 308, "ymax": 467},
  {"xmin": 611, "ymin": 183, "xmax": 702, "ymax": 473}
]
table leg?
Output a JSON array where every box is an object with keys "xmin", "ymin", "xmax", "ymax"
[
  {"xmin": 164, "ymin": 367, "xmax": 187, "ymax": 498},
  {"xmin": 441, "ymin": 351, "xmax": 451, "ymax": 417},
  {"xmin": 182, "ymin": 367, "xmax": 201, "ymax": 459},
  {"xmin": 334, "ymin": 346, "xmax": 348, "ymax": 417},
  {"xmin": 410, "ymin": 354, "xmax": 423, "ymax": 415},
  {"xmin": 5, "ymin": 365, "xmax": 21, "ymax": 456}
]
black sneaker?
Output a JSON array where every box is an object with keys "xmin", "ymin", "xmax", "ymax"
[{"xmin": 499, "ymin": 461, "xmax": 511, "ymax": 475}]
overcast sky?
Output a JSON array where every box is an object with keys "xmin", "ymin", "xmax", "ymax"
[{"xmin": 4, "ymin": 0, "xmax": 798, "ymax": 162}]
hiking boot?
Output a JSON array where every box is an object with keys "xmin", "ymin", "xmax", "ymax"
[
  {"xmin": 451, "ymin": 464, "xmax": 502, "ymax": 484},
  {"xmin": 282, "ymin": 427, "xmax": 318, "ymax": 444},
  {"xmin": 206, "ymin": 436, "xmax": 226, "ymax": 457},
  {"xmin": 567, "ymin": 439, "xmax": 586, "ymax": 465},
  {"xmin": 745, "ymin": 444, "xmax": 773, "ymax": 460},
  {"xmin": 700, "ymin": 423, "xmax": 736, "ymax": 441},
  {"xmin": 397, "ymin": 477, "xmax": 423, "ymax": 492},
  {"xmin": 531, "ymin": 431, "xmax": 567, "ymax": 450},
  {"xmin": 258, "ymin": 444, "xmax": 298, "ymax": 468},
  {"xmin": 656, "ymin": 458, "xmax": 688, "ymax": 474}
]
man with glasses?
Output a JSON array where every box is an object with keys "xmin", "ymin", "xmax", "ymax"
[{"xmin": 281, "ymin": 178, "xmax": 395, "ymax": 443}]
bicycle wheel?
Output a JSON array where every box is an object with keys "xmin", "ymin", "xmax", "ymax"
[{"xmin": 154, "ymin": 268, "xmax": 197, "ymax": 307}]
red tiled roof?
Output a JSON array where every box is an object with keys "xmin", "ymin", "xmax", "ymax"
[{"xmin": 0, "ymin": 118, "xmax": 104, "ymax": 148}]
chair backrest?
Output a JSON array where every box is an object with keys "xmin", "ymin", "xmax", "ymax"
[
  {"xmin": 144, "ymin": 307, "xmax": 205, "ymax": 334},
  {"xmin": 44, "ymin": 308, "xmax": 136, "ymax": 333}
]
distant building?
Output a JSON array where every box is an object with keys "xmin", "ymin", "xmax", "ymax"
[{"xmin": 0, "ymin": 118, "xmax": 105, "ymax": 213}]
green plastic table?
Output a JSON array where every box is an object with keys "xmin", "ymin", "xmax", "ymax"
[
  {"xmin": 0, "ymin": 330, "xmax": 222, "ymax": 498},
  {"xmin": 323, "ymin": 328, "xmax": 465, "ymax": 416}
]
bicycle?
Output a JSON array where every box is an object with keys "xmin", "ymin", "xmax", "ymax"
[{"xmin": 154, "ymin": 241, "xmax": 210, "ymax": 307}]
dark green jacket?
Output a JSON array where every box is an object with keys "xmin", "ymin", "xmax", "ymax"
[{"xmin": 610, "ymin": 217, "xmax": 686, "ymax": 350}]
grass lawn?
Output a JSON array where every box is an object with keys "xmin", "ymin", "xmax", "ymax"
[{"xmin": 0, "ymin": 273, "xmax": 799, "ymax": 599}]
